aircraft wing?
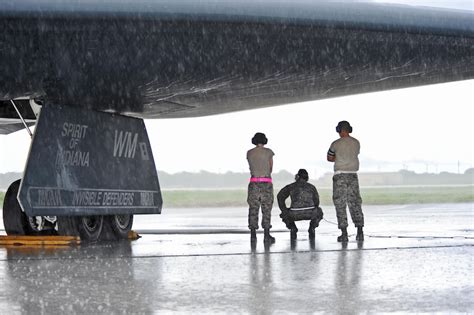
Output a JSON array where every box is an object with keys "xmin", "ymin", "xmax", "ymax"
[{"xmin": 0, "ymin": 1, "xmax": 472, "ymax": 131}]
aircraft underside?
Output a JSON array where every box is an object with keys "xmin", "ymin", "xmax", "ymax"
[
  {"xmin": 0, "ymin": 2, "xmax": 472, "ymax": 126},
  {"xmin": 0, "ymin": 1, "xmax": 473, "ymax": 241}
]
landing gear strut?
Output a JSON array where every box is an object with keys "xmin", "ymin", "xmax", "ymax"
[{"xmin": 3, "ymin": 104, "xmax": 161, "ymax": 242}]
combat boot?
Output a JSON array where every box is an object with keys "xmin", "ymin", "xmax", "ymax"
[
  {"xmin": 250, "ymin": 229, "xmax": 257, "ymax": 242},
  {"xmin": 337, "ymin": 228, "xmax": 348, "ymax": 242},
  {"xmin": 264, "ymin": 228, "xmax": 275, "ymax": 243},
  {"xmin": 356, "ymin": 226, "xmax": 364, "ymax": 241}
]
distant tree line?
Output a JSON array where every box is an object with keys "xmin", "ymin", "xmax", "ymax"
[
  {"xmin": 317, "ymin": 169, "xmax": 474, "ymax": 187},
  {"xmin": 157, "ymin": 170, "xmax": 295, "ymax": 189}
]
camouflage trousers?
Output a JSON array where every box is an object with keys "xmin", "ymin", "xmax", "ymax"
[
  {"xmin": 247, "ymin": 182, "xmax": 273, "ymax": 229},
  {"xmin": 333, "ymin": 173, "xmax": 364, "ymax": 229},
  {"xmin": 280, "ymin": 207, "xmax": 323, "ymax": 231}
]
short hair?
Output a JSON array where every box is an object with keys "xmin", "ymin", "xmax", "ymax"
[
  {"xmin": 296, "ymin": 169, "xmax": 309, "ymax": 181},
  {"xmin": 336, "ymin": 121, "xmax": 353, "ymax": 133},
  {"xmin": 251, "ymin": 132, "xmax": 268, "ymax": 145}
]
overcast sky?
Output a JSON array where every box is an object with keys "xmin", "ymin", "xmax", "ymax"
[{"xmin": 1, "ymin": 80, "xmax": 472, "ymax": 178}]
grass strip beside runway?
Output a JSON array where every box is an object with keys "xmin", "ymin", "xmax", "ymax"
[
  {"xmin": 1, "ymin": 186, "xmax": 472, "ymax": 209},
  {"xmin": 161, "ymin": 186, "xmax": 473, "ymax": 207}
]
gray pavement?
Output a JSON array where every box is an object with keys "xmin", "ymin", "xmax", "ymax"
[{"xmin": 0, "ymin": 203, "xmax": 473, "ymax": 313}]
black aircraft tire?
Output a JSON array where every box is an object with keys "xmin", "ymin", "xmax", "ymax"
[
  {"xmin": 76, "ymin": 216, "xmax": 104, "ymax": 242},
  {"xmin": 57, "ymin": 216, "xmax": 79, "ymax": 237},
  {"xmin": 107, "ymin": 214, "xmax": 134, "ymax": 239},
  {"xmin": 2, "ymin": 179, "xmax": 29, "ymax": 235}
]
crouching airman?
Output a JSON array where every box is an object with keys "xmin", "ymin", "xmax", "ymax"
[{"xmin": 277, "ymin": 169, "xmax": 323, "ymax": 240}]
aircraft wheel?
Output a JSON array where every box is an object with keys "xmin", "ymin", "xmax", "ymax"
[
  {"xmin": 76, "ymin": 216, "xmax": 104, "ymax": 242},
  {"xmin": 57, "ymin": 216, "xmax": 79, "ymax": 236},
  {"xmin": 58, "ymin": 216, "xmax": 104, "ymax": 241},
  {"xmin": 107, "ymin": 214, "xmax": 133, "ymax": 239},
  {"xmin": 2, "ymin": 179, "xmax": 29, "ymax": 235},
  {"xmin": 26, "ymin": 216, "xmax": 58, "ymax": 236}
]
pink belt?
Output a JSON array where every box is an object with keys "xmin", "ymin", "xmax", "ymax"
[{"xmin": 250, "ymin": 177, "xmax": 272, "ymax": 183}]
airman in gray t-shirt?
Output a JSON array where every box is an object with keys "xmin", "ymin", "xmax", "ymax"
[
  {"xmin": 247, "ymin": 146, "xmax": 274, "ymax": 177},
  {"xmin": 328, "ymin": 136, "xmax": 360, "ymax": 172},
  {"xmin": 327, "ymin": 121, "xmax": 364, "ymax": 243},
  {"xmin": 246, "ymin": 132, "xmax": 275, "ymax": 244}
]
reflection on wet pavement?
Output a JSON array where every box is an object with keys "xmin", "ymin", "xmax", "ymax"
[{"xmin": 0, "ymin": 204, "xmax": 472, "ymax": 313}]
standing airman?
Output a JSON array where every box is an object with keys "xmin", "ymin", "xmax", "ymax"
[
  {"xmin": 247, "ymin": 132, "xmax": 275, "ymax": 243},
  {"xmin": 327, "ymin": 121, "xmax": 364, "ymax": 242}
]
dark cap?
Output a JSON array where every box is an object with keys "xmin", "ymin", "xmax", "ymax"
[
  {"xmin": 336, "ymin": 121, "xmax": 353, "ymax": 133},
  {"xmin": 296, "ymin": 169, "xmax": 309, "ymax": 181},
  {"xmin": 252, "ymin": 132, "xmax": 268, "ymax": 145}
]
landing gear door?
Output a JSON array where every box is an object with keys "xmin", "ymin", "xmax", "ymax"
[{"xmin": 18, "ymin": 104, "xmax": 163, "ymax": 217}]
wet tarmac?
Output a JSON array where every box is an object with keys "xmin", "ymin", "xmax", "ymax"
[{"xmin": 0, "ymin": 203, "xmax": 473, "ymax": 313}]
